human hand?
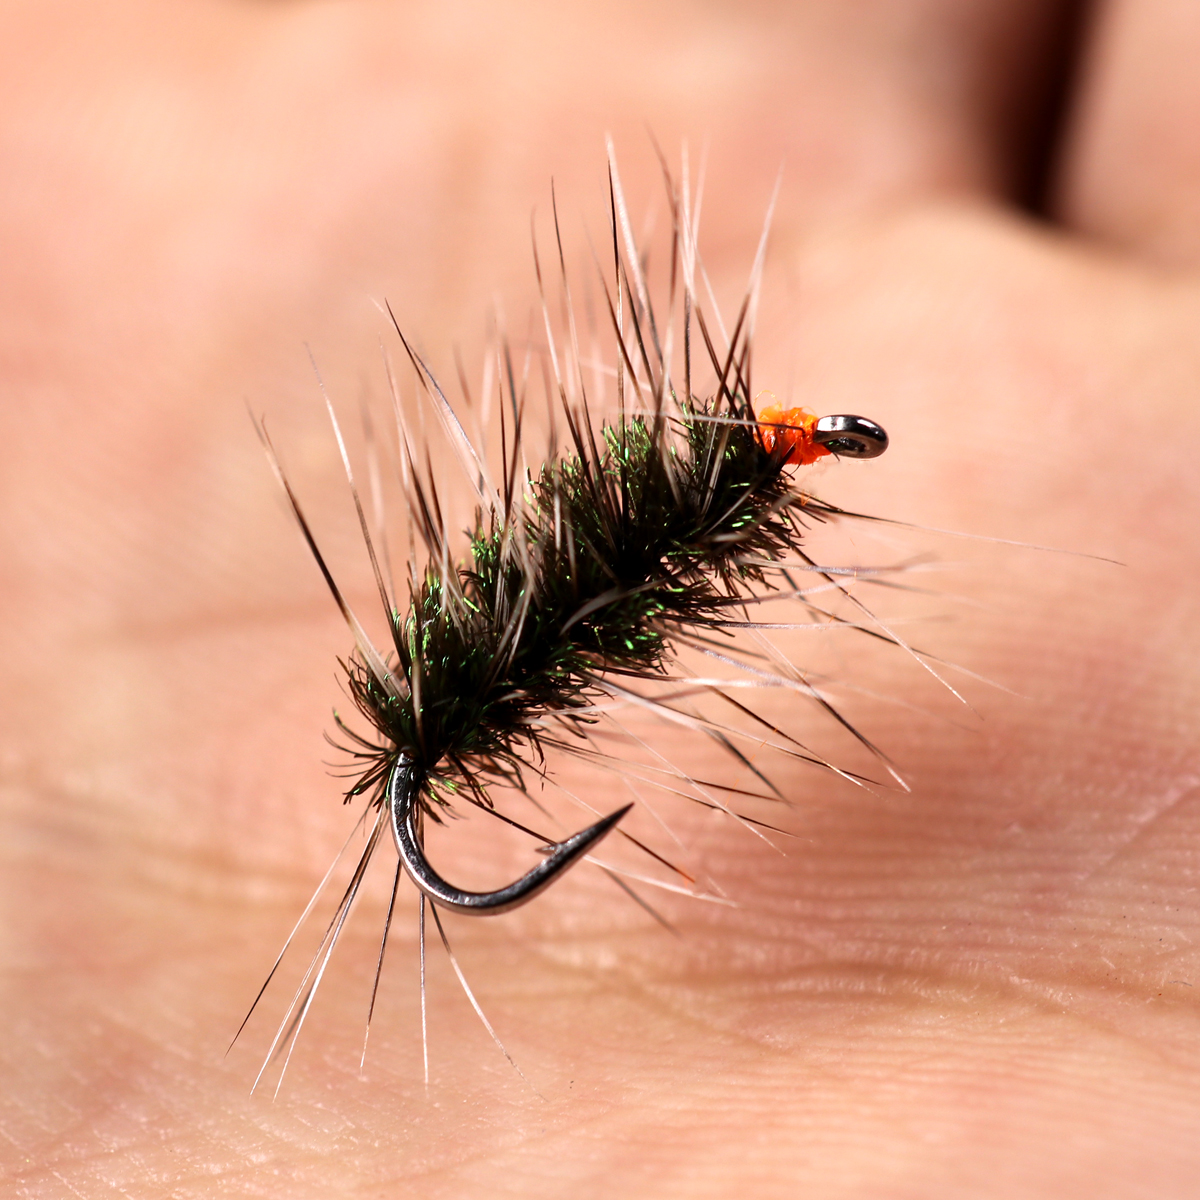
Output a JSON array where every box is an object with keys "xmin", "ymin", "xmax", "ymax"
[{"xmin": 4, "ymin": 2, "xmax": 1198, "ymax": 1196}]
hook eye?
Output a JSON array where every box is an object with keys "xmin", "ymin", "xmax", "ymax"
[
  {"xmin": 813, "ymin": 415, "xmax": 889, "ymax": 458},
  {"xmin": 388, "ymin": 758, "xmax": 632, "ymax": 916}
]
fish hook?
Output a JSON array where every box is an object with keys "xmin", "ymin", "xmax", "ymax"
[{"xmin": 388, "ymin": 757, "xmax": 632, "ymax": 916}]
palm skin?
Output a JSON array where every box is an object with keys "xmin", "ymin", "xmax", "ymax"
[{"xmin": 3, "ymin": 2, "xmax": 1200, "ymax": 1196}]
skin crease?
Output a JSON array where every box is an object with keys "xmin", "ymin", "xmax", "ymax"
[{"xmin": 3, "ymin": 0, "xmax": 1200, "ymax": 1195}]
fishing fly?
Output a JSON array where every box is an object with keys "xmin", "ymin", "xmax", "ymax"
[{"xmin": 240, "ymin": 152, "xmax": 899, "ymax": 1091}]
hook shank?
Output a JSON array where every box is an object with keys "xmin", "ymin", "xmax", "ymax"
[{"xmin": 388, "ymin": 758, "xmax": 632, "ymax": 916}]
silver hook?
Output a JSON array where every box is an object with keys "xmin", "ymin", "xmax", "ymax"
[
  {"xmin": 813, "ymin": 414, "xmax": 889, "ymax": 458},
  {"xmin": 388, "ymin": 757, "xmax": 632, "ymax": 916}
]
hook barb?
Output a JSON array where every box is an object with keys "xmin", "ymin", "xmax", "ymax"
[{"xmin": 388, "ymin": 758, "xmax": 632, "ymax": 916}]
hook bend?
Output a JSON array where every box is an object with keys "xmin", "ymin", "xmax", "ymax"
[{"xmin": 388, "ymin": 757, "xmax": 632, "ymax": 916}]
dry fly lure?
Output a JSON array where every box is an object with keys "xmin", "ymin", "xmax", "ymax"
[{"xmin": 240, "ymin": 153, "xmax": 899, "ymax": 1090}]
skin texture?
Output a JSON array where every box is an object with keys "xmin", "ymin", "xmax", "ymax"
[{"xmin": 3, "ymin": 0, "xmax": 1200, "ymax": 1195}]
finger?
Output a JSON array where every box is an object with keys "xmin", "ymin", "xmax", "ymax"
[{"xmin": 1054, "ymin": 0, "xmax": 1200, "ymax": 265}]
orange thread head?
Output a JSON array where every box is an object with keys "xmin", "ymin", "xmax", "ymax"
[{"xmin": 756, "ymin": 403, "xmax": 830, "ymax": 467}]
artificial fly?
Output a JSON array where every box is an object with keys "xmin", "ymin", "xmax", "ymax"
[{"xmin": 238, "ymin": 150, "xmax": 897, "ymax": 1093}]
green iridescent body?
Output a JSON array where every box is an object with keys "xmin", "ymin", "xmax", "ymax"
[{"xmin": 339, "ymin": 398, "xmax": 832, "ymax": 815}]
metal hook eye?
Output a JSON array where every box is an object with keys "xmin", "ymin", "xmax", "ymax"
[
  {"xmin": 388, "ymin": 758, "xmax": 632, "ymax": 916},
  {"xmin": 813, "ymin": 415, "xmax": 889, "ymax": 458}
]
